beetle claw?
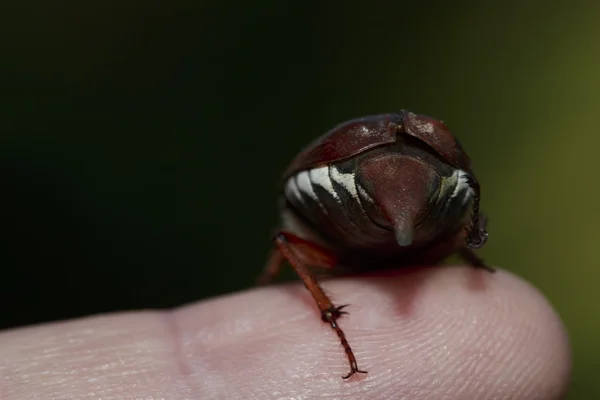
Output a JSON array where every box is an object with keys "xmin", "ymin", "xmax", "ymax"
[
  {"xmin": 334, "ymin": 304, "xmax": 350, "ymax": 315},
  {"xmin": 322, "ymin": 304, "xmax": 350, "ymax": 322},
  {"xmin": 342, "ymin": 361, "xmax": 368, "ymax": 379},
  {"xmin": 466, "ymin": 230, "xmax": 488, "ymax": 249},
  {"xmin": 466, "ymin": 212, "xmax": 489, "ymax": 249}
]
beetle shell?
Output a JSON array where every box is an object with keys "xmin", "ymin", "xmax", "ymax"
[
  {"xmin": 283, "ymin": 110, "xmax": 473, "ymax": 179},
  {"xmin": 280, "ymin": 110, "xmax": 485, "ymax": 266}
]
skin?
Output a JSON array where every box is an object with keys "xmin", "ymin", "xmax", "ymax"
[{"xmin": 0, "ymin": 266, "xmax": 571, "ymax": 400}]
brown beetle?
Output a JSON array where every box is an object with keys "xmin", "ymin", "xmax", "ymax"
[{"xmin": 259, "ymin": 110, "xmax": 492, "ymax": 379}]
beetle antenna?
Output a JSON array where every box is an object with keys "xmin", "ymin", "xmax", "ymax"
[{"xmin": 465, "ymin": 177, "xmax": 488, "ymax": 249}]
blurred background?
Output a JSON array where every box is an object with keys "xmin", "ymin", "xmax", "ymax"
[{"xmin": 1, "ymin": 1, "xmax": 598, "ymax": 398}]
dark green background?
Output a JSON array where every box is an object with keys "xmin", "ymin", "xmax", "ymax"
[{"xmin": 1, "ymin": 2, "xmax": 598, "ymax": 398}]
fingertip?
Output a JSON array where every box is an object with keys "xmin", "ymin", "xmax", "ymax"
[
  {"xmin": 176, "ymin": 265, "xmax": 571, "ymax": 399},
  {"xmin": 325, "ymin": 266, "xmax": 572, "ymax": 399}
]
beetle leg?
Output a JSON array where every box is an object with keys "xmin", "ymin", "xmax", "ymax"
[
  {"xmin": 256, "ymin": 249, "xmax": 285, "ymax": 285},
  {"xmin": 458, "ymin": 247, "xmax": 495, "ymax": 273},
  {"xmin": 274, "ymin": 231, "xmax": 368, "ymax": 379}
]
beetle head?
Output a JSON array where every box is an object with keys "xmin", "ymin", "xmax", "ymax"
[
  {"xmin": 356, "ymin": 153, "xmax": 442, "ymax": 247},
  {"xmin": 356, "ymin": 153, "xmax": 487, "ymax": 249}
]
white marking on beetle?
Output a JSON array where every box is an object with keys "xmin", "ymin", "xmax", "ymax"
[
  {"xmin": 356, "ymin": 182, "xmax": 374, "ymax": 205},
  {"xmin": 284, "ymin": 176, "xmax": 305, "ymax": 204},
  {"xmin": 309, "ymin": 166, "xmax": 340, "ymax": 201},
  {"xmin": 296, "ymin": 170, "xmax": 319, "ymax": 201},
  {"xmin": 450, "ymin": 169, "xmax": 474, "ymax": 201},
  {"xmin": 330, "ymin": 165, "xmax": 361, "ymax": 203}
]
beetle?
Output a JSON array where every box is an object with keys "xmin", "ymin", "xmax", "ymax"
[{"xmin": 258, "ymin": 110, "xmax": 492, "ymax": 379}]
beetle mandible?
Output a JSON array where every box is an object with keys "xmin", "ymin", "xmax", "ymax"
[{"xmin": 258, "ymin": 110, "xmax": 492, "ymax": 379}]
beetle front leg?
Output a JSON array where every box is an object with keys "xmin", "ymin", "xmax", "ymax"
[
  {"xmin": 458, "ymin": 247, "xmax": 495, "ymax": 273},
  {"xmin": 274, "ymin": 231, "xmax": 368, "ymax": 379}
]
